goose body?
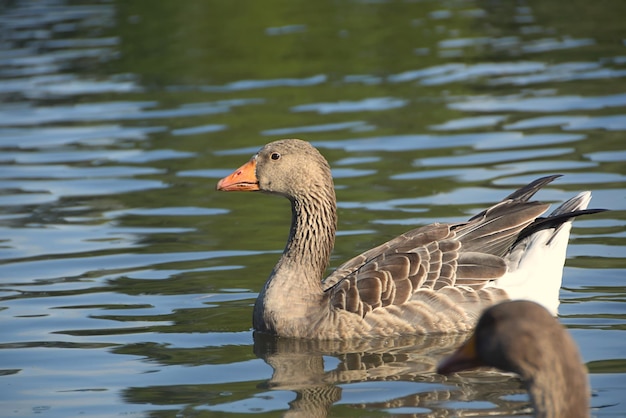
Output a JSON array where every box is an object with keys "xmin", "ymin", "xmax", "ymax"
[
  {"xmin": 217, "ymin": 139, "xmax": 602, "ymax": 339},
  {"xmin": 437, "ymin": 300, "xmax": 590, "ymax": 418}
]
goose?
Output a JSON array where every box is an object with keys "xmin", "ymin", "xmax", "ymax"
[
  {"xmin": 437, "ymin": 300, "xmax": 590, "ymax": 418},
  {"xmin": 216, "ymin": 139, "xmax": 603, "ymax": 339}
]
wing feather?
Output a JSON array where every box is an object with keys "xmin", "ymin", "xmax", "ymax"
[{"xmin": 324, "ymin": 175, "xmax": 582, "ymax": 322}]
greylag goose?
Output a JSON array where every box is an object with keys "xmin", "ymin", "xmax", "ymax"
[
  {"xmin": 216, "ymin": 139, "xmax": 603, "ymax": 339},
  {"xmin": 437, "ymin": 300, "xmax": 590, "ymax": 418}
]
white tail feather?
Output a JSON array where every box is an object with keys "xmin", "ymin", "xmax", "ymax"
[{"xmin": 494, "ymin": 191, "xmax": 592, "ymax": 315}]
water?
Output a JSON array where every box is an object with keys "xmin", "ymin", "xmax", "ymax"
[{"xmin": 1, "ymin": 0, "xmax": 624, "ymax": 416}]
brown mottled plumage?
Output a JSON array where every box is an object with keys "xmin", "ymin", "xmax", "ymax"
[
  {"xmin": 216, "ymin": 139, "xmax": 602, "ymax": 339},
  {"xmin": 437, "ymin": 300, "xmax": 590, "ymax": 418}
]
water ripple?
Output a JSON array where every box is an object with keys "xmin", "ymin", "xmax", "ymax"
[
  {"xmin": 315, "ymin": 132, "xmax": 584, "ymax": 152},
  {"xmin": 262, "ymin": 121, "xmax": 373, "ymax": 136},
  {"xmin": 0, "ymin": 101, "xmax": 237, "ymax": 126},
  {"xmin": 0, "ymin": 125, "xmax": 165, "ymax": 148},
  {"xmin": 450, "ymin": 93, "xmax": 626, "ymax": 112},
  {"xmin": 292, "ymin": 97, "xmax": 408, "ymax": 114},
  {"xmin": 505, "ymin": 115, "xmax": 626, "ymax": 131},
  {"xmin": 0, "ymin": 178, "xmax": 167, "ymax": 200},
  {"xmin": 197, "ymin": 74, "xmax": 327, "ymax": 92}
]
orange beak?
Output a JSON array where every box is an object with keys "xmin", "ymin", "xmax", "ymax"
[
  {"xmin": 436, "ymin": 333, "xmax": 483, "ymax": 375},
  {"xmin": 216, "ymin": 159, "xmax": 260, "ymax": 191}
]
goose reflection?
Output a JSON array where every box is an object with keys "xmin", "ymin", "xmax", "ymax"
[{"xmin": 118, "ymin": 332, "xmax": 542, "ymax": 415}]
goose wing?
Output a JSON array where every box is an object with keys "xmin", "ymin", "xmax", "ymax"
[{"xmin": 323, "ymin": 183, "xmax": 555, "ymax": 318}]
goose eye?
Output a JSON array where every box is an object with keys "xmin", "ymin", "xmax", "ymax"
[{"xmin": 270, "ymin": 152, "xmax": 281, "ymax": 161}]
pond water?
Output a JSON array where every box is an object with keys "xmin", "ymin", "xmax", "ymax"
[{"xmin": 1, "ymin": 0, "xmax": 625, "ymax": 417}]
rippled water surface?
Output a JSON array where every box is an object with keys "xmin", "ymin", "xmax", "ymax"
[{"xmin": 1, "ymin": 1, "xmax": 625, "ymax": 417}]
